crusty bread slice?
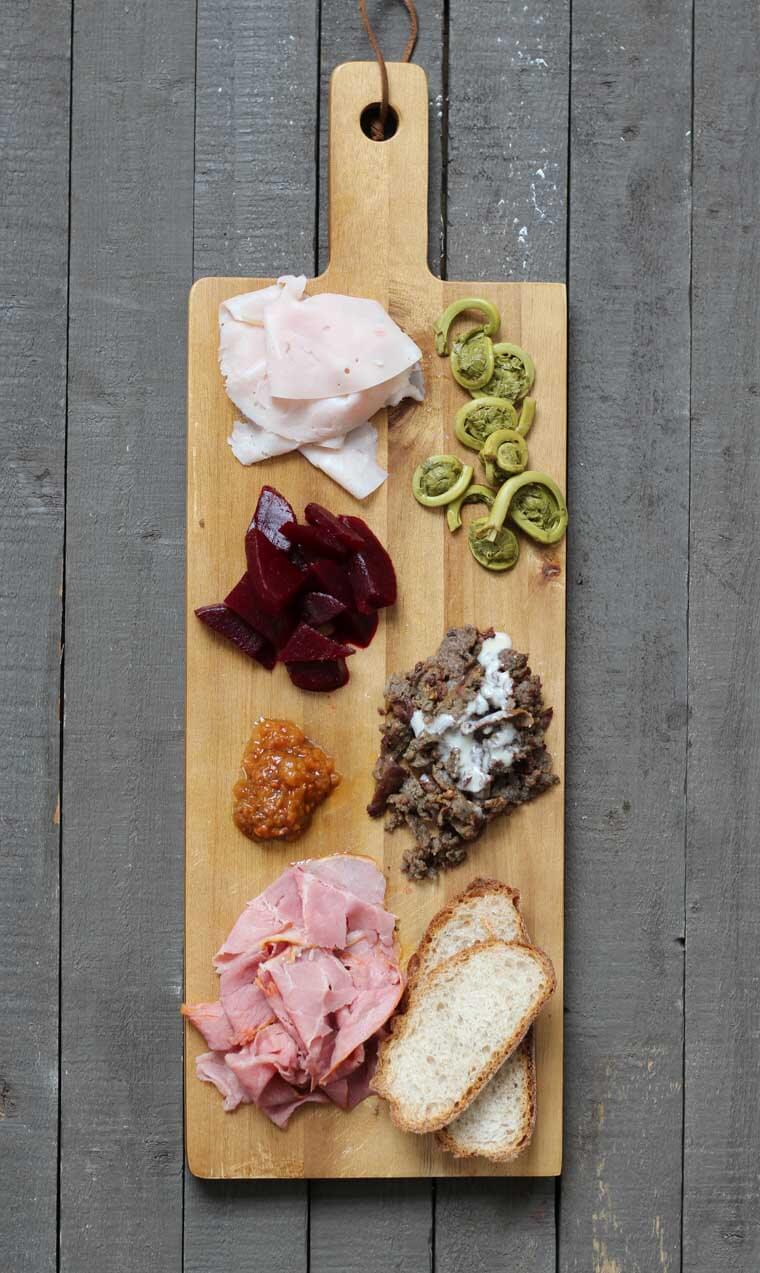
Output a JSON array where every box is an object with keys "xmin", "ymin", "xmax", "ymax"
[
  {"xmin": 406, "ymin": 877, "xmax": 529, "ymax": 993},
  {"xmin": 407, "ymin": 878, "xmax": 537, "ymax": 1161},
  {"xmin": 436, "ymin": 1034, "xmax": 536, "ymax": 1161},
  {"xmin": 372, "ymin": 939, "xmax": 555, "ymax": 1134}
]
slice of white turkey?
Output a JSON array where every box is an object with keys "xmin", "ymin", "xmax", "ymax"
[
  {"xmin": 224, "ymin": 363, "xmax": 421, "ymax": 448},
  {"xmin": 218, "ymin": 275, "xmax": 424, "ymax": 496},
  {"xmin": 300, "ymin": 422, "xmax": 387, "ymax": 501},
  {"xmin": 264, "ymin": 291, "xmax": 422, "ymax": 400},
  {"xmin": 229, "ymin": 421, "xmax": 387, "ymax": 502},
  {"xmin": 228, "ymin": 420, "xmax": 346, "ymax": 466}
]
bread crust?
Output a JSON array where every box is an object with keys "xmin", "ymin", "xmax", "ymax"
[
  {"xmin": 405, "ymin": 877, "xmax": 528, "ymax": 995},
  {"xmin": 434, "ymin": 1031, "xmax": 537, "ymax": 1161},
  {"xmin": 372, "ymin": 939, "xmax": 555, "ymax": 1134}
]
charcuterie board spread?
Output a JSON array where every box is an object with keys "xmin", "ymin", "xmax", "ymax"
[{"xmin": 186, "ymin": 62, "xmax": 566, "ymax": 1178}]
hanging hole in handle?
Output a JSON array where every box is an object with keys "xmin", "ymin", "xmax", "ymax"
[{"xmin": 360, "ymin": 102, "xmax": 399, "ymax": 141}]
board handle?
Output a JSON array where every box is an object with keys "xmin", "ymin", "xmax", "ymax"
[{"xmin": 324, "ymin": 61, "xmax": 430, "ymax": 291}]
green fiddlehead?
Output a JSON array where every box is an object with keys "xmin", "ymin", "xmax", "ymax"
[
  {"xmin": 446, "ymin": 484, "xmax": 496, "ymax": 533},
  {"xmin": 454, "ymin": 397, "xmax": 519, "ymax": 451},
  {"xmin": 475, "ymin": 470, "xmax": 568, "ymax": 546},
  {"xmin": 472, "ymin": 342, "xmax": 535, "ymax": 403},
  {"xmin": 412, "ymin": 455, "xmax": 474, "ymax": 508},
  {"xmin": 433, "ymin": 297, "xmax": 501, "ymax": 356}
]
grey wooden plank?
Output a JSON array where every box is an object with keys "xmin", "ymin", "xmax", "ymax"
[
  {"xmin": 184, "ymin": 1180, "xmax": 308, "ymax": 1273},
  {"xmin": 194, "ymin": 0, "xmax": 320, "ymax": 280},
  {"xmin": 309, "ymin": 10, "xmax": 442, "ymax": 1273},
  {"xmin": 447, "ymin": 0, "xmax": 569, "ymax": 282},
  {"xmin": 436, "ymin": 1179, "xmax": 556, "ymax": 1273},
  {"xmin": 310, "ymin": 1181, "xmax": 432, "ymax": 1273},
  {"xmin": 683, "ymin": 2, "xmax": 760, "ymax": 1268},
  {"xmin": 317, "ymin": 0, "xmax": 445, "ymax": 274},
  {"xmin": 0, "ymin": 2, "xmax": 70, "ymax": 1270},
  {"xmin": 184, "ymin": 0, "xmax": 317, "ymax": 1260},
  {"xmin": 436, "ymin": 2, "xmax": 568, "ymax": 1265},
  {"xmin": 560, "ymin": 3, "xmax": 692, "ymax": 1270},
  {"xmin": 59, "ymin": 0, "xmax": 195, "ymax": 1268}
]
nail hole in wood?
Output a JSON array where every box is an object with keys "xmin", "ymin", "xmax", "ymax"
[{"xmin": 360, "ymin": 103, "xmax": 399, "ymax": 141}]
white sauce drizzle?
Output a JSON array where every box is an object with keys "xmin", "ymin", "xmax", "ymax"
[{"xmin": 410, "ymin": 632, "xmax": 518, "ymax": 795}]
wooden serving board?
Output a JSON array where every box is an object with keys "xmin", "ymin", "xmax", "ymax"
[{"xmin": 186, "ymin": 62, "xmax": 566, "ymax": 1178}]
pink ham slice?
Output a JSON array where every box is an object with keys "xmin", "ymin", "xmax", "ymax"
[{"xmin": 184, "ymin": 855, "xmax": 403, "ymax": 1128}]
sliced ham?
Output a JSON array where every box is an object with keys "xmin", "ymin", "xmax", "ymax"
[
  {"xmin": 184, "ymin": 855, "xmax": 404, "ymax": 1128},
  {"xmin": 196, "ymin": 1051, "xmax": 247, "ymax": 1112},
  {"xmin": 181, "ymin": 1000, "xmax": 235, "ymax": 1053}
]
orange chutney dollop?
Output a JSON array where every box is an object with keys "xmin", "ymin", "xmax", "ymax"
[{"xmin": 232, "ymin": 718, "xmax": 340, "ymax": 841}]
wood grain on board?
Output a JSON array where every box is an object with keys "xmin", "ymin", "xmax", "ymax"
[
  {"xmin": 0, "ymin": 3, "xmax": 70, "ymax": 1271},
  {"xmin": 561, "ymin": 1, "xmax": 692, "ymax": 1269},
  {"xmin": 185, "ymin": 63, "xmax": 566, "ymax": 1179},
  {"xmin": 60, "ymin": 0, "xmax": 195, "ymax": 1269},
  {"xmin": 311, "ymin": 2, "xmax": 445, "ymax": 1248},
  {"xmin": 684, "ymin": 1, "xmax": 760, "ymax": 1267}
]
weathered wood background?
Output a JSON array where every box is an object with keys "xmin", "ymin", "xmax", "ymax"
[{"xmin": 1, "ymin": 0, "xmax": 758, "ymax": 1268}]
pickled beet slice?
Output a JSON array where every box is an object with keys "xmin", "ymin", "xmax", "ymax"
[
  {"xmin": 340, "ymin": 517, "xmax": 397, "ymax": 613},
  {"xmin": 280, "ymin": 521, "xmax": 348, "ymax": 560},
  {"xmin": 287, "ymin": 658, "xmax": 350, "ymax": 693},
  {"xmin": 195, "ymin": 604, "xmax": 277, "ymax": 669},
  {"xmin": 251, "ymin": 485, "xmax": 296, "ymax": 552},
  {"xmin": 225, "ymin": 573, "xmax": 297, "ymax": 649},
  {"xmin": 338, "ymin": 514, "xmax": 385, "ymax": 551},
  {"xmin": 307, "ymin": 558, "xmax": 354, "ymax": 608},
  {"xmin": 301, "ymin": 591, "xmax": 348, "ymax": 626},
  {"xmin": 246, "ymin": 527, "xmax": 305, "ymax": 612},
  {"xmin": 305, "ymin": 503, "xmax": 365, "ymax": 551},
  {"xmin": 279, "ymin": 623, "xmax": 355, "ymax": 663},
  {"xmin": 333, "ymin": 608, "xmax": 379, "ymax": 648}
]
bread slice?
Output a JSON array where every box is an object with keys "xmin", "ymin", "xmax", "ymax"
[
  {"xmin": 436, "ymin": 1034, "xmax": 536, "ymax": 1161},
  {"xmin": 407, "ymin": 878, "xmax": 538, "ymax": 1161},
  {"xmin": 406, "ymin": 877, "xmax": 529, "ymax": 993},
  {"xmin": 372, "ymin": 939, "xmax": 555, "ymax": 1134}
]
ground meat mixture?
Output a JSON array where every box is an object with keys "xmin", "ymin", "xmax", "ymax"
[{"xmin": 367, "ymin": 626, "xmax": 558, "ymax": 878}]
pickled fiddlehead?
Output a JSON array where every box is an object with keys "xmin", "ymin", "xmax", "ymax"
[
  {"xmin": 479, "ymin": 428, "xmax": 529, "ymax": 485},
  {"xmin": 446, "ymin": 484, "xmax": 496, "ymax": 532},
  {"xmin": 412, "ymin": 455, "xmax": 474, "ymax": 507},
  {"xmin": 468, "ymin": 516, "xmax": 520, "ymax": 571},
  {"xmin": 473, "ymin": 342, "xmax": 535, "ymax": 403},
  {"xmin": 454, "ymin": 397, "xmax": 519, "ymax": 451},
  {"xmin": 433, "ymin": 297, "xmax": 501, "ymax": 356},
  {"xmin": 451, "ymin": 328, "xmax": 495, "ymax": 391},
  {"xmin": 476, "ymin": 470, "xmax": 568, "ymax": 546}
]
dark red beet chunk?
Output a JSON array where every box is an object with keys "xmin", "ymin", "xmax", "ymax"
[
  {"xmin": 279, "ymin": 623, "xmax": 355, "ymax": 663},
  {"xmin": 225, "ymin": 573, "xmax": 297, "ymax": 649},
  {"xmin": 246, "ymin": 527, "xmax": 305, "ymax": 612},
  {"xmin": 195, "ymin": 604, "xmax": 277, "ymax": 669},
  {"xmin": 251, "ymin": 485, "xmax": 296, "ymax": 551},
  {"xmin": 333, "ymin": 608, "xmax": 379, "ymax": 648},
  {"xmin": 340, "ymin": 516, "xmax": 397, "ymax": 613},
  {"xmin": 305, "ymin": 503, "xmax": 365, "ymax": 552},
  {"xmin": 307, "ymin": 558, "xmax": 355, "ymax": 608},
  {"xmin": 280, "ymin": 521, "xmax": 348, "ymax": 560},
  {"xmin": 287, "ymin": 658, "xmax": 350, "ymax": 693},
  {"xmin": 301, "ymin": 591, "xmax": 348, "ymax": 626}
]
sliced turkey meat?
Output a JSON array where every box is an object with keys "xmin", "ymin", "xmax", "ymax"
[
  {"xmin": 184, "ymin": 855, "xmax": 404, "ymax": 1127},
  {"xmin": 264, "ymin": 291, "xmax": 421, "ymax": 400},
  {"xmin": 218, "ymin": 276, "xmax": 424, "ymax": 497}
]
